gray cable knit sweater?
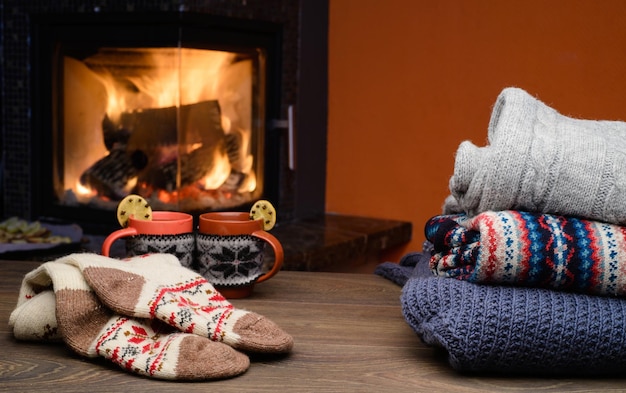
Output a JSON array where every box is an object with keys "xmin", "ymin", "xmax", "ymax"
[{"xmin": 446, "ymin": 87, "xmax": 626, "ymax": 224}]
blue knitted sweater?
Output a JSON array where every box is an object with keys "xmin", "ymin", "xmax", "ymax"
[{"xmin": 375, "ymin": 243, "xmax": 626, "ymax": 376}]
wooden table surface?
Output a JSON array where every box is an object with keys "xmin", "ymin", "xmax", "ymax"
[{"xmin": 1, "ymin": 259, "xmax": 626, "ymax": 392}]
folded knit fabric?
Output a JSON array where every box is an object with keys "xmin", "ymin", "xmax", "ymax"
[
  {"xmin": 446, "ymin": 87, "xmax": 626, "ymax": 225},
  {"xmin": 426, "ymin": 210, "xmax": 626, "ymax": 297},
  {"xmin": 396, "ymin": 249, "xmax": 626, "ymax": 375},
  {"xmin": 373, "ymin": 252, "xmax": 422, "ymax": 286}
]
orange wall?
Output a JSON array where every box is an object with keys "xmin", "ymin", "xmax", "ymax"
[{"xmin": 327, "ymin": 0, "xmax": 626, "ymax": 261}]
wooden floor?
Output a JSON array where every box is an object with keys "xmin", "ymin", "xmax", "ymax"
[{"xmin": 1, "ymin": 259, "xmax": 626, "ymax": 392}]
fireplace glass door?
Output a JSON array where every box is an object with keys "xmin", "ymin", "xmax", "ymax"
[{"xmin": 54, "ymin": 39, "xmax": 266, "ymax": 214}]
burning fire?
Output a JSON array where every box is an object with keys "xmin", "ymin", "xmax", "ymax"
[
  {"xmin": 61, "ymin": 47, "xmax": 260, "ymax": 211},
  {"xmin": 100, "ymin": 48, "xmax": 236, "ymax": 123}
]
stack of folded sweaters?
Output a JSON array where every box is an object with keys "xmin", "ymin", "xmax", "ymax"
[{"xmin": 376, "ymin": 87, "xmax": 626, "ymax": 376}]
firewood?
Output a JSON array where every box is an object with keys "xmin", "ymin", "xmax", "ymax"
[{"xmin": 79, "ymin": 148, "xmax": 140, "ymax": 199}]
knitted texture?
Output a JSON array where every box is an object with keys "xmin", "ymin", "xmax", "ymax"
[
  {"xmin": 9, "ymin": 291, "xmax": 60, "ymax": 341},
  {"xmin": 9, "ymin": 257, "xmax": 249, "ymax": 380},
  {"xmin": 401, "ymin": 256, "xmax": 626, "ymax": 375},
  {"xmin": 426, "ymin": 210, "xmax": 626, "ymax": 297},
  {"xmin": 196, "ymin": 234, "xmax": 266, "ymax": 288},
  {"xmin": 446, "ymin": 87, "xmax": 626, "ymax": 225},
  {"xmin": 126, "ymin": 233, "xmax": 195, "ymax": 269},
  {"xmin": 373, "ymin": 251, "xmax": 425, "ymax": 286},
  {"xmin": 64, "ymin": 252, "xmax": 293, "ymax": 354},
  {"xmin": 374, "ymin": 245, "xmax": 626, "ymax": 375}
]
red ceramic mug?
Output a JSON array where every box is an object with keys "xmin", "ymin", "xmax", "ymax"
[
  {"xmin": 196, "ymin": 212, "xmax": 284, "ymax": 298},
  {"xmin": 101, "ymin": 211, "xmax": 195, "ymax": 267}
]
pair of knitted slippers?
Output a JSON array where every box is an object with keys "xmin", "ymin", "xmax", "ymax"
[{"xmin": 9, "ymin": 252, "xmax": 293, "ymax": 380}]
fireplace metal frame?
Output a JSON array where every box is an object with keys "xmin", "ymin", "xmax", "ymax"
[
  {"xmin": 1, "ymin": 0, "xmax": 328, "ymax": 233},
  {"xmin": 32, "ymin": 12, "xmax": 282, "ymax": 231}
]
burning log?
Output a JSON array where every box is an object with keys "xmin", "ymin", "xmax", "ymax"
[
  {"xmin": 123, "ymin": 100, "xmax": 225, "ymax": 150},
  {"xmin": 80, "ymin": 100, "xmax": 242, "ymax": 199},
  {"xmin": 79, "ymin": 148, "xmax": 145, "ymax": 199},
  {"xmin": 139, "ymin": 141, "xmax": 228, "ymax": 191}
]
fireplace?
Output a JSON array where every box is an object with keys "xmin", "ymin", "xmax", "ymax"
[
  {"xmin": 43, "ymin": 13, "xmax": 273, "ymax": 221},
  {"xmin": 1, "ymin": 1, "xmax": 328, "ymax": 234}
]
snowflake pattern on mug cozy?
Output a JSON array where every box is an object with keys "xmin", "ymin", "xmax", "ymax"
[
  {"xmin": 126, "ymin": 233, "xmax": 195, "ymax": 268},
  {"xmin": 196, "ymin": 234, "xmax": 266, "ymax": 287}
]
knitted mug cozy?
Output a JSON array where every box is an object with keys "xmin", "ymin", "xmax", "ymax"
[
  {"xmin": 196, "ymin": 234, "xmax": 267, "ymax": 289},
  {"xmin": 125, "ymin": 232, "xmax": 195, "ymax": 268}
]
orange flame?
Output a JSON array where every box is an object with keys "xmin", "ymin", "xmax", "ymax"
[{"xmin": 61, "ymin": 46, "xmax": 259, "ymax": 211}]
